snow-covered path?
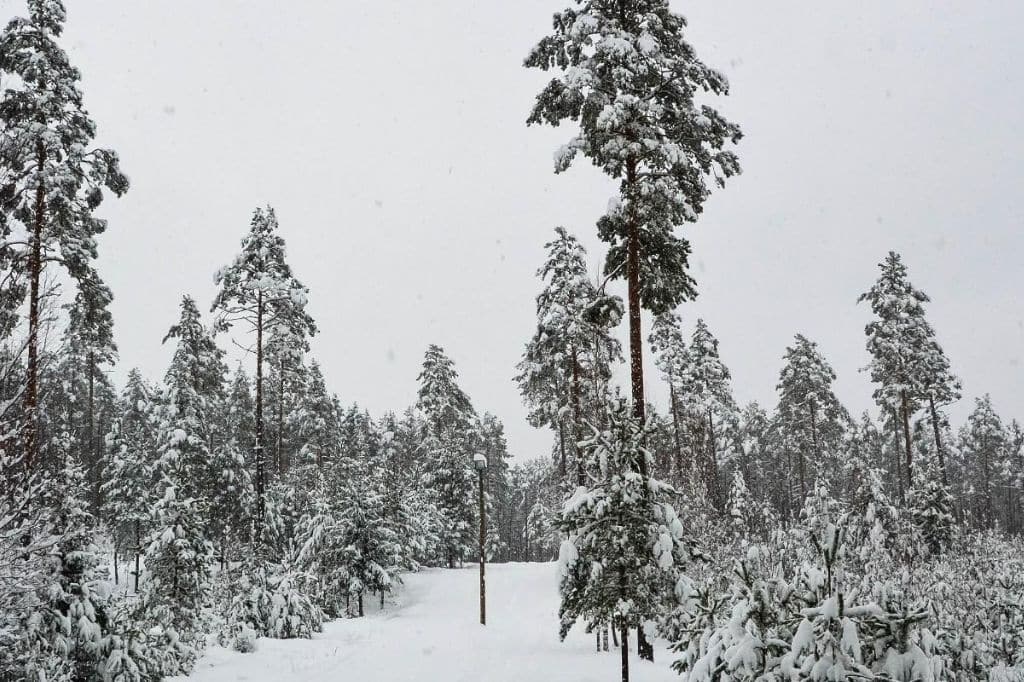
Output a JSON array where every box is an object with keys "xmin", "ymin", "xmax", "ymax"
[{"xmin": 173, "ymin": 562, "xmax": 680, "ymax": 681}]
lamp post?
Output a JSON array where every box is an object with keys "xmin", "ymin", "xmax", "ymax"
[{"xmin": 473, "ymin": 452, "xmax": 488, "ymax": 626}]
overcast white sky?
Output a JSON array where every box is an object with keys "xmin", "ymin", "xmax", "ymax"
[{"xmin": 4, "ymin": 0, "xmax": 1021, "ymax": 460}]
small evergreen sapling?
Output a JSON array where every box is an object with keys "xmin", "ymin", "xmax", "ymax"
[{"xmin": 556, "ymin": 399, "xmax": 692, "ymax": 682}]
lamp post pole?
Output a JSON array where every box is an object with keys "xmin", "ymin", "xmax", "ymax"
[{"xmin": 473, "ymin": 453, "xmax": 488, "ymax": 626}]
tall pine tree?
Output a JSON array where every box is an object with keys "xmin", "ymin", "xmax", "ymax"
[
  {"xmin": 212, "ymin": 206, "xmax": 316, "ymax": 540},
  {"xmin": 0, "ymin": 0, "xmax": 128, "ymax": 474}
]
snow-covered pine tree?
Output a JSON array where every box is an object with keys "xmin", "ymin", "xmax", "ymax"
[
  {"xmin": 775, "ymin": 334, "xmax": 849, "ymax": 506},
  {"xmin": 478, "ymin": 412, "xmax": 513, "ymax": 560},
  {"xmin": 414, "ymin": 345, "xmax": 482, "ymax": 567},
  {"xmin": 297, "ymin": 360, "xmax": 338, "ymax": 473},
  {"xmin": 336, "ymin": 469, "xmax": 401, "ymax": 617},
  {"xmin": 725, "ymin": 469, "xmax": 756, "ymax": 538},
  {"xmin": 729, "ymin": 402, "xmax": 774, "ymax": 514},
  {"xmin": 919, "ymin": 338, "xmax": 961, "ymax": 486},
  {"xmin": 422, "ymin": 429, "xmax": 476, "ymax": 568},
  {"xmin": 526, "ymin": 497, "xmax": 558, "ymax": 562},
  {"xmin": 859, "ymin": 252, "xmax": 941, "ymax": 493},
  {"xmin": 265, "ymin": 326, "xmax": 309, "ymax": 479},
  {"xmin": 958, "ymin": 394, "xmax": 1008, "ymax": 529},
  {"xmin": 137, "ymin": 480, "xmax": 212, "ymax": 676},
  {"xmin": 677, "ymin": 319, "xmax": 734, "ymax": 509},
  {"xmin": 377, "ymin": 414, "xmax": 428, "ymax": 572},
  {"xmin": 101, "ymin": 369, "xmax": 158, "ymax": 591},
  {"xmin": 416, "ymin": 344, "xmax": 475, "ymax": 437},
  {"xmin": 24, "ymin": 454, "xmax": 114, "ymax": 681},
  {"xmin": 61, "ymin": 279, "xmax": 118, "ymax": 512},
  {"xmin": 293, "ymin": 472, "xmax": 348, "ymax": 617},
  {"xmin": 161, "ymin": 296, "xmax": 226, "ymax": 504},
  {"xmin": 909, "ymin": 457, "xmax": 954, "ymax": 556},
  {"xmin": 525, "ymin": 4, "xmax": 742, "ymax": 529},
  {"xmin": 207, "ymin": 439, "xmax": 253, "ymax": 571},
  {"xmin": 649, "ymin": 312, "xmax": 689, "ymax": 483},
  {"xmin": 212, "ymin": 206, "xmax": 316, "ymax": 540},
  {"xmin": 557, "ymin": 399, "xmax": 692, "ymax": 682},
  {"xmin": 133, "ymin": 298, "xmax": 222, "ymax": 674},
  {"xmin": 0, "ymin": 0, "xmax": 128, "ymax": 474},
  {"xmin": 516, "ymin": 227, "xmax": 621, "ymax": 485},
  {"xmin": 225, "ymin": 366, "xmax": 256, "ymax": 465}
]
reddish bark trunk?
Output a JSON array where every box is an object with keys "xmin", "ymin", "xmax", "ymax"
[{"xmin": 23, "ymin": 140, "xmax": 46, "ymax": 476}]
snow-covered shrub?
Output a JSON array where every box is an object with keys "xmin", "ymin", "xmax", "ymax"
[
  {"xmin": 221, "ymin": 565, "xmax": 324, "ymax": 644},
  {"xmin": 668, "ymin": 477, "xmax": 1024, "ymax": 682},
  {"xmin": 230, "ymin": 624, "xmax": 258, "ymax": 653}
]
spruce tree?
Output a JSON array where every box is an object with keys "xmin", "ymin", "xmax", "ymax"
[
  {"xmin": 0, "ymin": 0, "xmax": 128, "ymax": 474},
  {"xmin": 212, "ymin": 206, "xmax": 316, "ymax": 539}
]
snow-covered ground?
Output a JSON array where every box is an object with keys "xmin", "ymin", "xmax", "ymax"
[{"xmin": 171, "ymin": 562, "xmax": 679, "ymax": 681}]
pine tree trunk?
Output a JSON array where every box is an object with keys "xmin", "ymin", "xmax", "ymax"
[
  {"xmin": 277, "ymin": 355, "xmax": 285, "ymax": 477},
  {"xmin": 603, "ymin": 625, "xmax": 610, "ymax": 652},
  {"xmin": 557, "ymin": 420, "xmax": 567, "ymax": 481},
  {"xmin": 113, "ymin": 543, "xmax": 119, "ymax": 585},
  {"xmin": 900, "ymin": 390, "xmax": 913, "ymax": 488},
  {"xmin": 620, "ymin": 619, "xmax": 630, "ymax": 682},
  {"xmin": 88, "ymin": 354, "xmax": 99, "ymax": 510},
  {"xmin": 785, "ymin": 449, "xmax": 794, "ymax": 521},
  {"xmin": 571, "ymin": 345, "xmax": 584, "ymax": 487},
  {"xmin": 133, "ymin": 519, "xmax": 141, "ymax": 593},
  {"xmin": 625, "ymin": 161, "xmax": 647, "ymax": 478},
  {"xmin": 809, "ymin": 400, "xmax": 819, "ymax": 457},
  {"xmin": 254, "ymin": 291, "xmax": 266, "ymax": 539},
  {"xmin": 622, "ymin": 158, "xmax": 654, "ymax": 664},
  {"xmin": 23, "ymin": 140, "xmax": 45, "ymax": 477},
  {"xmin": 706, "ymin": 408, "xmax": 722, "ymax": 510},
  {"xmin": 798, "ymin": 447, "xmax": 807, "ymax": 501},
  {"xmin": 890, "ymin": 406, "xmax": 905, "ymax": 504},
  {"xmin": 668, "ymin": 378, "xmax": 684, "ymax": 481},
  {"xmin": 928, "ymin": 394, "xmax": 948, "ymax": 486},
  {"xmin": 358, "ymin": 592, "xmax": 364, "ymax": 617},
  {"xmin": 983, "ymin": 439, "xmax": 993, "ymax": 526}
]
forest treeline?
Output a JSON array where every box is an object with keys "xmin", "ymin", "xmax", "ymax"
[{"xmin": 1, "ymin": 1, "xmax": 1023, "ymax": 682}]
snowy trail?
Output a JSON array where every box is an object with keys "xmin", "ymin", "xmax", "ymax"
[{"xmin": 173, "ymin": 562, "xmax": 679, "ymax": 682}]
